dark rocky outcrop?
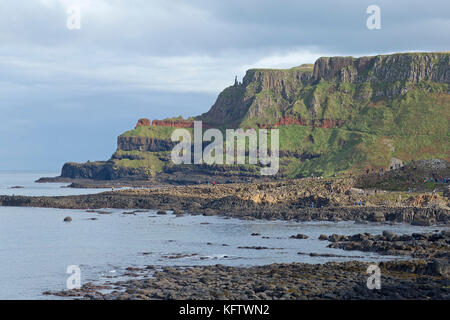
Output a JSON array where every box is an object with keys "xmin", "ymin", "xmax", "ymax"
[
  {"xmin": 325, "ymin": 230, "xmax": 450, "ymax": 259},
  {"xmin": 116, "ymin": 136, "xmax": 175, "ymax": 152},
  {"xmin": 45, "ymin": 260, "xmax": 450, "ymax": 300},
  {"xmin": 60, "ymin": 162, "xmax": 148, "ymax": 180}
]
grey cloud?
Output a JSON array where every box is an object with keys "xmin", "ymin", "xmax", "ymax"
[{"xmin": 0, "ymin": 0, "xmax": 448, "ymax": 170}]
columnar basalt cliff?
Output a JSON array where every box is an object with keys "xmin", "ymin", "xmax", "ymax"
[
  {"xmin": 313, "ymin": 53, "xmax": 450, "ymax": 84},
  {"xmin": 54, "ymin": 52, "xmax": 449, "ymax": 182}
]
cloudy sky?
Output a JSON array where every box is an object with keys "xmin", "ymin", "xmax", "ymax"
[{"xmin": 0, "ymin": 0, "xmax": 449, "ymax": 170}]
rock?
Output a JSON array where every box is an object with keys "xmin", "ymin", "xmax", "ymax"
[
  {"xmin": 290, "ymin": 234, "xmax": 309, "ymax": 239},
  {"xmin": 251, "ymin": 233, "xmax": 261, "ymax": 236},
  {"xmin": 443, "ymin": 187, "xmax": 450, "ymax": 199},
  {"xmin": 63, "ymin": 216, "xmax": 72, "ymax": 222},
  {"xmin": 426, "ymin": 259, "xmax": 450, "ymax": 278},
  {"xmin": 156, "ymin": 210, "xmax": 167, "ymax": 215},
  {"xmin": 319, "ymin": 234, "xmax": 328, "ymax": 240},
  {"xmin": 370, "ymin": 212, "xmax": 385, "ymax": 222},
  {"xmin": 136, "ymin": 118, "xmax": 151, "ymax": 128},
  {"xmin": 412, "ymin": 216, "xmax": 431, "ymax": 226},
  {"xmin": 382, "ymin": 230, "xmax": 395, "ymax": 241}
]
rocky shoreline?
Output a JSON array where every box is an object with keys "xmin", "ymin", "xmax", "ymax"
[
  {"xmin": 45, "ymin": 259, "xmax": 450, "ymax": 300},
  {"xmin": 41, "ymin": 229, "xmax": 450, "ymax": 300},
  {"xmin": 1, "ymin": 178, "xmax": 449, "ymax": 225},
  {"xmin": 325, "ymin": 230, "xmax": 450, "ymax": 259}
]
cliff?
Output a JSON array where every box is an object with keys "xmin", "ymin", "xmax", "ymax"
[{"xmin": 58, "ymin": 52, "xmax": 450, "ymax": 181}]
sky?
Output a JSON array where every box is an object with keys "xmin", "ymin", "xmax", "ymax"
[{"xmin": 0, "ymin": 0, "xmax": 449, "ymax": 170}]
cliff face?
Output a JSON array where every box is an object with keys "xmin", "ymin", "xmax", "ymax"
[
  {"xmin": 117, "ymin": 136, "xmax": 175, "ymax": 152},
  {"xmin": 200, "ymin": 65, "xmax": 314, "ymax": 127},
  {"xmin": 200, "ymin": 52, "xmax": 450, "ymax": 128},
  {"xmin": 61, "ymin": 162, "xmax": 148, "ymax": 180},
  {"xmin": 60, "ymin": 52, "xmax": 450, "ymax": 180},
  {"xmin": 313, "ymin": 53, "xmax": 450, "ymax": 84}
]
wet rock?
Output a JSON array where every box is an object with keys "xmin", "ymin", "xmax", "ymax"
[
  {"xmin": 156, "ymin": 210, "xmax": 167, "ymax": 215},
  {"xmin": 382, "ymin": 230, "xmax": 395, "ymax": 241},
  {"xmin": 63, "ymin": 216, "xmax": 72, "ymax": 222},
  {"xmin": 47, "ymin": 260, "xmax": 450, "ymax": 300},
  {"xmin": 426, "ymin": 259, "xmax": 450, "ymax": 278},
  {"xmin": 290, "ymin": 234, "xmax": 309, "ymax": 239}
]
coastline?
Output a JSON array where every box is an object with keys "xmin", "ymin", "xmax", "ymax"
[
  {"xmin": 1, "ymin": 177, "xmax": 449, "ymax": 226},
  {"xmin": 45, "ymin": 259, "xmax": 450, "ymax": 300},
  {"xmin": 2, "ymin": 174, "xmax": 449, "ymax": 300}
]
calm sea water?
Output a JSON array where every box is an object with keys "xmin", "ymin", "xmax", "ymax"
[
  {"xmin": 0, "ymin": 171, "xmax": 113, "ymax": 196},
  {"xmin": 0, "ymin": 172, "xmax": 447, "ymax": 299}
]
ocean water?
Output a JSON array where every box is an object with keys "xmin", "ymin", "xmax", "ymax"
[
  {"xmin": 0, "ymin": 171, "xmax": 114, "ymax": 196},
  {"xmin": 0, "ymin": 172, "xmax": 447, "ymax": 299}
]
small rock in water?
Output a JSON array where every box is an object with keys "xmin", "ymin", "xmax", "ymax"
[
  {"xmin": 251, "ymin": 233, "xmax": 261, "ymax": 236},
  {"xmin": 290, "ymin": 234, "xmax": 309, "ymax": 239},
  {"xmin": 63, "ymin": 216, "xmax": 72, "ymax": 222},
  {"xmin": 156, "ymin": 210, "xmax": 167, "ymax": 215},
  {"xmin": 318, "ymin": 234, "xmax": 328, "ymax": 241}
]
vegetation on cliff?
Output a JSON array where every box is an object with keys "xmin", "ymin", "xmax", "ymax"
[{"xmin": 61, "ymin": 52, "xmax": 450, "ymax": 181}]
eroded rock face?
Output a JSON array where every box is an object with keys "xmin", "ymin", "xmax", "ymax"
[
  {"xmin": 313, "ymin": 53, "xmax": 450, "ymax": 84},
  {"xmin": 61, "ymin": 162, "xmax": 147, "ymax": 180},
  {"xmin": 151, "ymin": 120, "xmax": 194, "ymax": 128},
  {"xmin": 258, "ymin": 117, "xmax": 345, "ymax": 129},
  {"xmin": 136, "ymin": 118, "xmax": 151, "ymax": 128},
  {"xmin": 117, "ymin": 136, "xmax": 175, "ymax": 152},
  {"xmin": 201, "ymin": 52, "xmax": 449, "ymax": 128}
]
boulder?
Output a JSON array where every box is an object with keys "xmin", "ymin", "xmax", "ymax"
[
  {"xmin": 318, "ymin": 234, "xmax": 328, "ymax": 241},
  {"xmin": 426, "ymin": 259, "xmax": 450, "ymax": 278},
  {"xmin": 382, "ymin": 230, "xmax": 395, "ymax": 241}
]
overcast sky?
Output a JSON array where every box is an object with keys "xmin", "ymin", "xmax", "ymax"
[{"xmin": 0, "ymin": 0, "xmax": 449, "ymax": 170}]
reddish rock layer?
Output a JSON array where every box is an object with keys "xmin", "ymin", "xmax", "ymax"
[
  {"xmin": 136, "ymin": 118, "xmax": 151, "ymax": 128},
  {"xmin": 136, "ymin": 117, "xmax": 343, "ymax": 130},
  {"xmin": 258, "ymin": 117, "xmax": 345, "ymax": 129},
  {"xmin": 151, "ymin": 120, "xmax": 195, "ymax": 128}
]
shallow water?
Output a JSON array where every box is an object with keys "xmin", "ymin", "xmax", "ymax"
[
  {"xmin": 0, "ymin": 171, "xmax": 114, "ymax": 196},
  {"xmin": 0, "ymin": 172, "xmax": 447, "ymax": 299}
]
